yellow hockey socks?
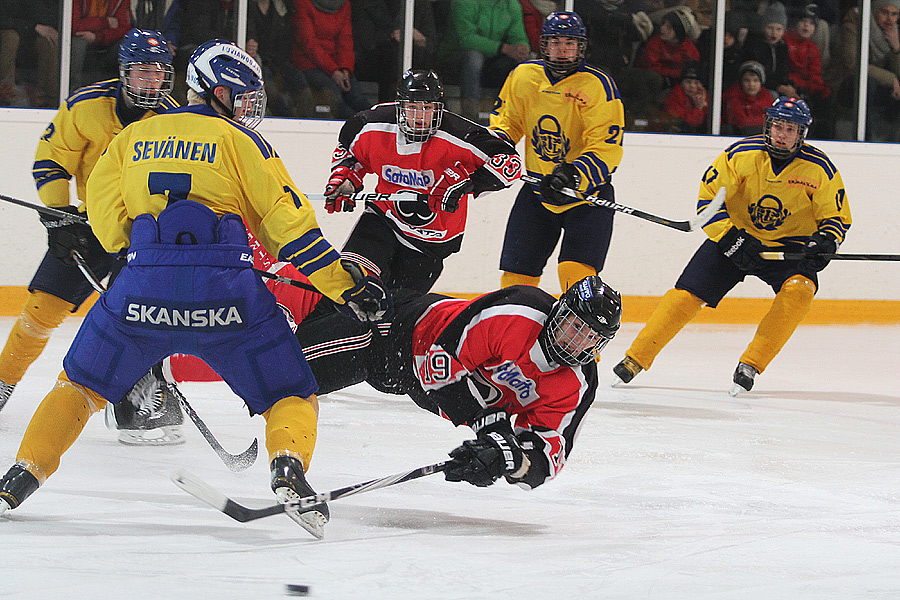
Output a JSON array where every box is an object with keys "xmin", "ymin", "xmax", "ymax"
[
  {"xmin": 627, "ymin": 288, "xmax": 704, "ymax": 370},
  {"xmin": 740, "ymin": 275, "xmax": 816, "ymax": 373},
  {"xmin": 557, "ymin": 261, "xmax": 596, "ymax": 293},
  {"xmin": 16, "ymin": 371, "xmax": 107, "ymax": 483},
  {"xmin": 263, "ymin": 395, "xmax": 319, "ymax": 471},
  {"xmin": 501, "ymin": 271, "xmax": 541, "ymax": 288},
  {"xmin": 0, "ymin": 291, "xmax": 75, "ymax": 386}
]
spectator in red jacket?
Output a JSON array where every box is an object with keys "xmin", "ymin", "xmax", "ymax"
[
  {"xmin": 722, "ymin": 60, "xmax": 776, "ymax": 135},
  {"xmin": 292, "ymin": 0, "xmax": 371, "ymax": 119},
  {"xmin": 71, "ymin": 0, "xmax": 132, "ymax": 90},
  {"xmin": 638, "ymin": 7, "xmax": 699, "ymax": 89},
  {"xmin": 784, "ymin": 4, "xmax": 831, "ymax": 137},
  {"xmin": 517, "ymin": 0, "xmax": 557, "ymax": 53},
  {"xmin": 661, "ymin": 61, "xmax": 709, "ymax": 132}
]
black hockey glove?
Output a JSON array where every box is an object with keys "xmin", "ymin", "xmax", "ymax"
[
  {"xmin": 428, "ymin": 161, "xmax": 473, "ymax": 213},
  {"xmin": 799, "ymin": 230, "xmax": 838, "ymax": 272},
  {"xmin": 539, "ymin": 162, "xmax": 581, "ymax": 206},
  {"xmin": 717, "ymin": 226, "xmax": 765, "ymax": 272},
  {"xmin": 445, "ymin": 408, "xmax": 529, "ymax": 488},
  {"xmin": 336, "ymin": 259, "xmax": 393, "ymax": 323},
  {"xmin": 39, "ymin": 206, "xmax": 105, "ymax": 266},
  {"xmin": 324, "ymin": 165, "xmax": 364, "ymax": 214}
]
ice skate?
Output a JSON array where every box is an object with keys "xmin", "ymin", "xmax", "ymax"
[
  {"xmin": 0, "ymin": 462, "xmax": 40, "ymax": 513},
  {"xmin": 271, "ymin": 455, "xmax": 329, "ymax": 539},
  {"xmin": 612, "ymin": 356, "xmax": 642, "ymax": 386},
  {"xmin": 730, "ymin": 362, "xmax": 758, "ymax": 396},
  {"xmin": 105, "ymin": 364, "xmax": 185, "ymax": 445},
  {"xmin": 0, "ymin": 379, "xmax": 14, "ymax": 412}
]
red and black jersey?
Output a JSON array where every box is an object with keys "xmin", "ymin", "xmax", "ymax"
[
  {"xmin": 370, "ymin": 285, "xmax": 599, "ymax": 488},
  {"xmin": 332, "ymin": 103, "xmax": 521, "ymax": 257}
]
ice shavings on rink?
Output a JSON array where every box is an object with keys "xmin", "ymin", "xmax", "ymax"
[{"xmin": 1, "ymin": 317, "xmax": 899, "ymax": 599}]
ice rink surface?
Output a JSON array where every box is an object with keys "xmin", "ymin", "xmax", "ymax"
[{"xmin": 1, "ymin": 317, "xmax": 899, "ymax": 599}]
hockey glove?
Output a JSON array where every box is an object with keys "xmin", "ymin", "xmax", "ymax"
[
  {"xmin": 800, "ymin": 231, "xmax": 838, "ymax": 272},
  {"xmin": 444, "ymin": 408, "xmax": 529, "ymax": 487},
  {"xmin": 324, "ymin": 166, "xmax": 364, "ymax": 213},
  {"xmin": 336, "ymin": 259, "xmax": 393, "ymax": 323},
  {"xmin": 428, "ymin": 161, "xmax": 473, "ymax": 213},
  {"xmin": 39, "ymin": 206, "xmax": 105, "ymax": 266},
  {"xmin": 539, "ymin": 162, "xmax": 582, "ymax": 206},
  {"xmin": 717, "ymin": 226, "xmax": 765, "ymax": 272}
]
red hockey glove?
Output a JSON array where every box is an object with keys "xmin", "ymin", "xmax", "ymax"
[
  {"xmin": 324, "ymin": 166, "xmax": 364, "ymax": 214},
  {"xmin": 428, "ymin": 161, "xmax": 473, "ymax": 214}
]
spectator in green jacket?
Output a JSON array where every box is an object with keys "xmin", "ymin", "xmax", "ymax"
[{"xmin": 439, "ymin": 0, "xmax": 530, "ymax": 121}]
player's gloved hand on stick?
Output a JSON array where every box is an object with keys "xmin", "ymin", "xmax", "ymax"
[
  {"xmin": 324, "ymin": 166, "xmax": 364, "ymax": 214},
  {"xmin": 336, "ymin": 259, "xmax": 393, "ymax": 323},
  {"xmin": 539, "ymin": 162, "xmax": 581, "ymax": 206},
  {"xmin": 39, "ymin": 205, "xmax": 105, "ymax": 266},
  {"xmin": 428, "ymin": 161, "xmax": 472, "ymax": 213},
  {"xmin": 717, "ymin": 226, "xmax": 765, "ymax": 272},
  {"xmin": 445, "ymin": 408, "xmax": 529, "ymax": 487},
  {"xmin": 800, "ymin": 230, "xmax": 838, "ymax": 272}
]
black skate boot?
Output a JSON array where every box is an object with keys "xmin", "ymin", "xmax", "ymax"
[
  {"xmin": 730, "ymin": 362, "xmax": 759, "ymax": 396},
  {"xmin": 0, "ymin": 462, "xmax": 40, "ymax": 516},
  {"xmin": 271, "ymin": 455, "xmax": 329, "ymax": 539},
  {"xmin": 104, "ymin": 363, "xmax": 185, "ymax": 445},
  {"xmin": 612, "ymin": 356, "xmax": 643, "ymax": 386},
  {"xmin": 0, "ymin": 379, "xmax": 14, "ymax": 412}
]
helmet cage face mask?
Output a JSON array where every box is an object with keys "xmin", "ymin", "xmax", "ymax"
[
  {"xmin": 542, "ymin": 307, "xmax": 613, "ymax": 366},
  {"xmin": 397, "ymin": 100, "xmax": 444, "ymax": 142},
  {"xmin": 764, "ymin": 97, "xmax": 812, "ymax": 160},
  {"xmin": 120, "ymin": 62, "xmax": 175, "ymax": 109},
  {"xmin": 232, "ymin": 88, "xmax": 267, "ymax": 129},
  {"xmin": 540, "ymin": 35, "xmax": 587, "ymax": 78}
]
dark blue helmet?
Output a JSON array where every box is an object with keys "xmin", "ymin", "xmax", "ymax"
[
  {"xmin": 186, "ymin": 40, "xmax": 267, "ymax": 129},
  {"xmin": 540, "ymin": 12, "xmax": 587, "ymax": 79},
  {"xmin": 764, "ymin": 96, "xmax": 812, "ymax": 159},
  {"xmin": 118, "ymin": 29, "xmax": 174, "ymax": 109}
]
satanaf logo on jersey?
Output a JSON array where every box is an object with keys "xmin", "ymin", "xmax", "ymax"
[
  {"xmin": 123, "ymin": 296, "xmax": 247, "ymax": 331},
  {"xmin": 382, "ymin": 166, "xmax": 434, "ymax": 189},
  {"xmin": 531, "ymin": 115, "xmax": 571, "ymax": 163},
  {"xmin": 748, "ymin": 195, "xmax": 790, "ymax": 231},
  {"xmin": 492, "ymin": 361, "xmax": 539, "ymax": 403}
]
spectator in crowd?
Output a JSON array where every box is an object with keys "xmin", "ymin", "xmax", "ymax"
[
  {"xmin": 661, "ymin": 60, "xmax": 708, "ymax": 131},
  {"xmin": 787, "ymin": 0, "xmax": 832, "ymax": 67},
  {"xmin": 71, "ymin": 0, "xmax": 132, "ymax": 91},
  {"xmin": 784, "ymin": 2, "xmax": 831, "ymax": 137},
  {"xmin": 171, "ymin": 0, "xmax": 235, "ymax": 104},
  {"xmin": 352, "ymin": 0, "xmax": 439, "ymax": 104},
  {"xmin": 518, "ymin": 0, "xmax": 559, "ymax": 52},
  {"xmin": 697, "ymin": 10, "xmax": 743, "ymax": 90},
  {"xmin": 292, "ymin": 0, "xmax": 371, "ymax": 119},
  {"xmin": 248, "ymin": 0, "xmax": 315, "ymax": 117},
  {"xmin": 575, "ymin": 0, "xmax": 661, "ymax": 127},
  {"xmin": 723, "ymin": 60, "xmax": 776, "ymax": 134},
  {"xmin": 0, "ymin": 0, "xmax": 59, "ymax": 107},
  {"xmin": 742, "ymin": 1, "xmax": 798, "ymax": 98},
  {"xmin": 637, "ymin": 7, "xmax": 700, "ymax": 90},
  {"xmin": 439, "ymin": 0, "xmax": 530, "ymax": 121},
  {"xmin": 864, "ymin": 0, "xmax": 900, "ymax": 140},
  {"xmin": 131, "ymin": 0, "xmax": 179, "ymax": 47}
]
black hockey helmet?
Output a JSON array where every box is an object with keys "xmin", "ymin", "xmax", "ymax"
[
  {"xmin": 539, "ymin": 276, "xmax": 622, "ymax": 366},
  {"xmin": 396, "ymin": 69, "xmax": 444, "ymax": 142}
]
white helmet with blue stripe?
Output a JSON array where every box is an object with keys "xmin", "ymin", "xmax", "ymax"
[{"xmin": 186, "ymin": 39, "xmax": 266, "ymax": 129}]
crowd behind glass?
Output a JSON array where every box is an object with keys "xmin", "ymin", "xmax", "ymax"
[{"xmin": 0, "ymin": 0, "xmax": 890, "ymax": 141}]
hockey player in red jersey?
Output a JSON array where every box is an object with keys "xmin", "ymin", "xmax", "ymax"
[{"xmin": 323, "ymin": 68, "xmax": 522, "ymax": 293}]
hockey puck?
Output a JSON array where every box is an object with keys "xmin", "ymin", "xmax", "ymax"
[{"xmin": 285, "ymin": 584, "xmax": 310, "ymax": 596}]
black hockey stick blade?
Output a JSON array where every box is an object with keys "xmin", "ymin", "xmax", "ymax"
[
  {"xmin": 760, "ymin": 252, "xmax": 900, "ymax": 262},
  {"xmin": 0, "ymin": 193, "xmax": 90, "ymax": 223},
  {"xmin": 519, "ymin": 176, "xmax": 725, "ymax": 232},
  {"xmin": 171, "ymin": 461, "xmax": 448, "ymax": 524},
  {"xmin": 172, "ymin": 385, "xmax": 258, "ymax": 472}
]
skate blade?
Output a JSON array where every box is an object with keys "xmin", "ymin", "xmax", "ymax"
[
  {"xmin": 729, "ymin": 383, "xmax": 748, "ymax": 397},
  {"xmin": 285, "ymin": 507, "xmax": 327, "ymax": 540},
  {"xmin": 118, "ymin": 426, "xmax": 186, "ymax": 446}
]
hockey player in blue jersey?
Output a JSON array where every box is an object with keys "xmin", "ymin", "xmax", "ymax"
[{"xmin": 0, "ymin": 39, "xmax": 390, "ymax": 539}]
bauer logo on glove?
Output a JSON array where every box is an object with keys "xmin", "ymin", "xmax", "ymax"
[{"xmin": 427, "ymin": 161, "xmax": 473, "ymax": 213}]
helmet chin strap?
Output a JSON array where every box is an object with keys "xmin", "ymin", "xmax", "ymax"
[{"xmin": 199, "ymin": 78, "xmax": 235, "ymax": 120}]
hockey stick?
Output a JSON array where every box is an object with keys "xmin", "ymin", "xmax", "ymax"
[
  {"xmin": 168, "ymin": 384, "xmax": 259, "ymax": 472},
  {"xmin": 253, "ymin": 268, "xmax": 319, "ymax": 292},
  {"xmin": 171, "ymin": 461, "xmax": 448, "ymax": 523},
  {"xmin": 760, "ymin": 252, "xmax": 900, "ymax": 262},
  {"xmin": 520, "ymin": 175, "xmax": 726, "ymax": 232},
  {"xmin": 0, "ymin": 193, "xmax": 88, "ymax": 223},
  {"xmin": 303, "ymin": 190, "xmax": 423, "ymax": 204}
]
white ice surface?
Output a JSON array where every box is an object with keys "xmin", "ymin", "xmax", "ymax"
[{"xmin": 1, "ymin": 317, "xmax": 899, "ymax": 599}]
